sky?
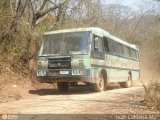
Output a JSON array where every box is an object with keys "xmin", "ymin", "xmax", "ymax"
[
  {"xmin": 102, "ymin": 0, "xmax": 158, "ymax": 11},
  {"xmin": 104, "ymin": 0, "xmax": 141, "ymax": 6}
]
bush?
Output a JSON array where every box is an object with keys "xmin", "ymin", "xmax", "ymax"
[{"xmin": 143, "ymin": 80, "xmax": 160, "ymax": 111}]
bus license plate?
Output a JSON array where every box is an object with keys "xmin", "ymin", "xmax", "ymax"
[{"xmin": 60, "ymin": 71, "xmax": 69, "ymax": 75}]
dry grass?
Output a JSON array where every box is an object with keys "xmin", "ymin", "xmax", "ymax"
[{"xmin": 142, "ymin": 80, "xmax": 160, "ymax": 111}]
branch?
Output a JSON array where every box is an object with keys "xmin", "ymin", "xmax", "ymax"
[
  {"xmin": 39, "ymin": 0, "xmax": 48, "ymax": 11},
  {"xmin": 48, "ymin": 0, "xmax": 57, "ymax": 6},
  {"xmin": 10, "ymin": 0, "xmax": 14, "ymax": 15},
  {"xmin": 20, "ymin": 0, "xmax": 29, "ymax": 17},
  {"xmin": 16, "ymin": 0, "xmax": 21, "ymax": 15},
  {"xmin": 32, "ymin": 0, "xmax": 69, "ymax": 27}
]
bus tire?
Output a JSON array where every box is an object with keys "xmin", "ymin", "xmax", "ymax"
[
  {"xmin": 93, "ymin": 73, "xmax": 105, "ymax": 92},
  {"xmin": 119, "ymin": 75, "xmax": 132, "ymax": 88},
  {"xmin": 57, "ymin": 82, "xmax": 69, "ymax": 92}
]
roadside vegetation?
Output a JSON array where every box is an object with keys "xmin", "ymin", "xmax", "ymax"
[
  {"xmin": 143, "ymin": 80, "xmax": 160, "ymax": 111},
  {"xmin": 0, "ymin": 0, "xmax": 160, "ymax": 111}
]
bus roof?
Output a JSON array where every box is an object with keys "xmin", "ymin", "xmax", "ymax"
[
  {"xmin": 44, "ymin": 27, "xmax": 139, "ymax": 50},
  {"xmin": 44, "ymin": 27, "xmax": 107, "ymax": 35}
]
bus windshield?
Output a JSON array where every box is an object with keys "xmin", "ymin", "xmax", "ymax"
[{"xmin": 40, "ymin": 32, "xmax": 90, "ymax": 56}]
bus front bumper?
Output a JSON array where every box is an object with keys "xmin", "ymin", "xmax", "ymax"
[{"xmin": 36, "ymin": 69, "xmax": 91, "ymax": 83}]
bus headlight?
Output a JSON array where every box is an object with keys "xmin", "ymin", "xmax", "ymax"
[
  {"xmin": 72, "ymin": 70, "xmax": 84, "ymax": 75},
  {"xmin": 37, "ymin": 70, "xmax": 47, "ymax": 76}
]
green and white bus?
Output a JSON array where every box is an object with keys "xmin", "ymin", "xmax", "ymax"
[{"xmin": 37, "ymin": 27, "xmax": 140, "ymax": 92}]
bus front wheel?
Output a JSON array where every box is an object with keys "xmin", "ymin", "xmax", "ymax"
[
  {"xmin": 93, "ymin": 73, "xmax": 105, "ymax": 92},
  {"xmin": 57, "ymin": 82, "xmax": 69, "ymax": 92}
]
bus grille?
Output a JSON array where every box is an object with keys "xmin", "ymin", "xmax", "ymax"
[{"xmin": 48, "ymin": 57, "xmax": 71, "ymax": 69}]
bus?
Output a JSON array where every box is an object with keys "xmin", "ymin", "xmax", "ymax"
[{"xmin": 37, "ymin": 27, "xmax": 140, "ymax": 92}]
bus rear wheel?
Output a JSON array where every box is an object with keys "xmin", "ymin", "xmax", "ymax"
[
  {"xmin": 93, "ymin": 73, "xmax": 105, "ymax": 92},
  {"xmin": 119, "ymin": 75, "xmax": 132, "ymax": 88},
  {"xmin": 57, "ymin": 82, "xmax": 69, "ymax": 92}
]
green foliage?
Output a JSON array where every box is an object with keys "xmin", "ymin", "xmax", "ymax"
[
  {"xmin": 39, "ymin": 24, "xmax": 48, "ymax": 32},
  {"xmin": 20, "ymin": 22, "xmax": 31, "ymax": 32},
  {"xmin": 0, "ymin": 0, "xmax": 9, "ymax": 7},
  {"xmin": 13, "ymin": 46, "xmax": 29, "ymax": 59}
]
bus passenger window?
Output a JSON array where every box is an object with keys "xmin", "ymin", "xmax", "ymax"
[
  {"xmin": 103, "ymin": 37, "xmax": 109, "ymax": 53},
  {"xmin": 114, "ymin": 42, "xmax": 123, "ymax": 56},
  {"xmin": 114, "ymin": 42, "xmax": 119, "ymax": 55},
  {"xmin": 108, "ymin": 39, "xmax": 115, "ymax": 53},
  {"xmin": 130, "ymin": 49, "xmax": 137, "ymax": 60},
  {"xmin": 123, "ymin": 46, "xmax": 131, "ymax": 58},
  {"xmin": 118, "ymin": 44, "xmax": 124, "ymax": 56}
]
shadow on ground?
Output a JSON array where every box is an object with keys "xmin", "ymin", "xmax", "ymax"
[{"xmin": 29, "ymin": 83, "xmax": 122, "ymax": 96}]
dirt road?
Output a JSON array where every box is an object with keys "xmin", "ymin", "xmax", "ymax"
[{"xmin": 0, "ymin": 84, "xmax": 159, "ymax": 120}]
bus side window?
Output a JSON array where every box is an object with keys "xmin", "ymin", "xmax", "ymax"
[
  {"xmin": 136, "ymin": 51, "xmax": 139, "ymax": 60},
  {"xmin": 130, "ymin": 49, "xmax": 137, "ymax": 60},
  {"xmin": 123, "ymin": 45, "xmax": 131, "ymax": 58},
  {"xmin": 108, "ymin": 39, "xmax": 115, "ymax": 54},
  {"xmin": 114, "ymin": 42, "xmax": 123, "ymax": 56},
  {"xmin": 103, "ymin": 37, "xmax": 109, "ymax": 53},
  {"xmin": 118, "ymin": 44, "xmax": 124, "ymax": 56},
  {"xmin": 94, "ymin": 36, "xmax": 103, "ymax": 52},
  {"xmin": 114, "ymin": 42, "xmax": 119, "ymax": 55}
]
